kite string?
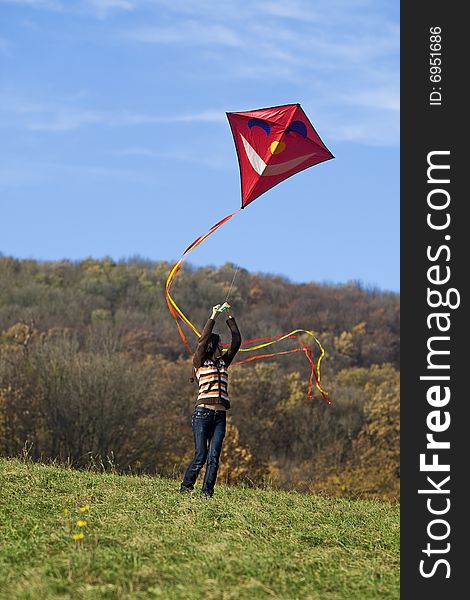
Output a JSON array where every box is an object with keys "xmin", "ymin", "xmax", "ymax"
[{"xmin": 225, "ymin": 265, "xmax": 240, "ymax": 303}]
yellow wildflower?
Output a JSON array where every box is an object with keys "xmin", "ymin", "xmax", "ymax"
[
  {"xmin": 63, "ymin": 508, "xmax": 69, "ymax": 515},
  {"xmin": 76, "ymin": 520, "xmax": 87, "ymax": 527},
  {"xmin": 72, "ymin": 533, "xmax": 84, "ymax": 540},
  {"xmin": 79, "ymin": 504, "xmax": 90, "ymax": 512}
]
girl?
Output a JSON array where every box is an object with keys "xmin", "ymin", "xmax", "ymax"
[{"xmin": 180, "ymin": 303, "xmax": 241, "ymax": 497}]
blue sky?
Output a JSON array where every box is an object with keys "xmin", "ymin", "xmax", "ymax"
[{"xmin": 0, "ymin": 0, "xmax": 399, "ymax": 291}]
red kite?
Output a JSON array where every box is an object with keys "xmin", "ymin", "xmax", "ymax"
[{"xmin": 227, "ymin": 103, "xmax": 334, "ymax": 207}]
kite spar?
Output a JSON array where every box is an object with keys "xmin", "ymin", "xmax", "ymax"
[{"xmin": 165, "ymin": 103, "xmax": 334, "ymax": 403}]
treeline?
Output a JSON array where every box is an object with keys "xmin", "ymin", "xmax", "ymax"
[{"xmin": 0, "ymin": 256, "xmax": 399, "ymax": 499}]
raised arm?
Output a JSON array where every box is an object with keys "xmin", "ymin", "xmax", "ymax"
[
  {"xmin": 192, "ymin": 305, "xmax": 220, "ymax": 369},
  {"xmin": 222, "ymin": 313, "xmax": 241, "ymax": 367}
]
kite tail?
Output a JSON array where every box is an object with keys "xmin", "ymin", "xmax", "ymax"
[
  {"xmin": 166, "ymin": 298, "xmax": 193, "ymax": 354},
  {"xmin": 165, "ymin": 209, "xmax": 241, "ymax": 347},
  {"xmin": 165, "ymin": 211, "xmax": 332, "ymax": 403},
  {"xmin": 300, "ymin": 342, "xmax": 332, "ymax": 405}
]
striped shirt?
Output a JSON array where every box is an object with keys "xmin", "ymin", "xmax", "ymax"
[
  {"xmin": 196, "ymin": 358, "xmax": 230, "ymax": 406},
  {"xmin": 192, "ymin": 316, "xmax": 241, "ymax": 410}
]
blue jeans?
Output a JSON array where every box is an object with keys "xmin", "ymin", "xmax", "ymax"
[{"xmin": 181, "ymin": 407, "xmax": 227, "ymax": 496}]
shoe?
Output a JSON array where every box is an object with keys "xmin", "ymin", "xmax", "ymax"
[
  {"xmin": 180, "ymin": 484, "xmax": 193, "ymax": 494},
  {"xmin": 200, "ymin": 490, "xmax": 213, "ymax": 498}
]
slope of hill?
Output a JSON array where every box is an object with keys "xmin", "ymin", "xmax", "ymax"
[{"xmin": 0, "ymin": 459, "xmax": 399, "ymax": 600}]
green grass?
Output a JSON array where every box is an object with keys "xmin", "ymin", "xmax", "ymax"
[{"xmin": 0, "ymin": 458, "xmax": 399, "ymax": 600}]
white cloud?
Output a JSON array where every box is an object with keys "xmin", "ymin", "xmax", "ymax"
[
  {"xmin": 84, "ymin": 0, "xmax": 135, "ymax": 18},
  {"xmin": 262, "ymin": 0, "xmax": 320, "ymax": 21},
  {"xmin": 0, "ymin": 0, "xmax": 63, "ymax": 9},
  {"xmin": 343, "ymin": 88, "xmax": 400, "ymax": 112},
  {"xmin": 28, "ymin": 109, "xmax": 105, "ymax": 131},
  {"xmin": 0, "ymin": 94, "xmax": 226, "ymax": 132},
  {"xmin": 0, "ymin": 0, "xmax": 137, "ymax": 17},
  {"xmin": 0, "ymin": 159, "xmax": 158, "ymax": 187},
  {"xmin": 115, "ymin": 146, "xmax": 228, "ymax": 169},
  {"xmin": 117, "ymin": 109, "xmax": 226, "ymax": 125},
  {"xmin": 325, "ymin": 110, "xmax": 399, "ymax": 146},
  {"xmin": 126, "ymin": 22, "xmax": 242, "ymax": 48}
]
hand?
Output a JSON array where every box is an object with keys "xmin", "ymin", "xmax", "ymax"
[
  {"xmin": 220, "ymin": 302, "xmax": 233, "ymax": 318},
  {"xmin": 219, "ymin": 302, "xmax": 231, "ymax": 313},
  {"xmin": 211, "ymin": 304, "xmax": 221, "ymax": 319}
]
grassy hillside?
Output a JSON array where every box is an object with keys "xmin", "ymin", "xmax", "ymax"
[{"xmin": 0, "ymin": 459, "xmax": 399, "ymax": 600}]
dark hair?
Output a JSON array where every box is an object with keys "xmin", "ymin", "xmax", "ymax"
[
  {"xmin": 205, "ymin": 333, "xmax": 221, "ymax": 358},
  {"xmin": 190, "ymin": 333, "xmax": 222, "ymax": 384}
]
